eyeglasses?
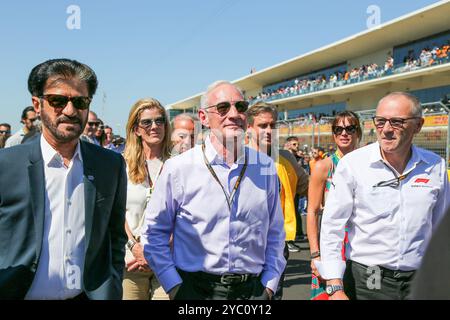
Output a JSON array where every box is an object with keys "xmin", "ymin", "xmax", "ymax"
[
  {"xmin": 98, "ymin": 125, "xmax": 105, "ymax": 130},
  {"xmin": 205, "ymin": 101, "xmax": 249, "ymax": 116},
  {"xmin": 40, "ymin": 94, "xmax": 92, "ymax": 110},
  {"xmin": 28, "ymin": 117, "xmax": 38, "ymax": 123},
  {"xmin": 372, "ymin": 116, "xmax": 420, "ymax": 129},
  {"xmin": 88, "ymin": 121, "xmax": 100, "ymax": 127},
  {"xmin": 138, "ymin": 117, "xmax": 166, "ymax": 129},
  {"xmin": 332, "ymin": 125, "xmax": 357, "ymax": 135},
  {"xmin": 0, "ymin": 130, "xmax": 11, "ymax": 135}
]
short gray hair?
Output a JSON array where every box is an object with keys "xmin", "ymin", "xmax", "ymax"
[
  {"xmin": 171, "ymin": 112, "xmax": 201, "ymax": 133},
  {"xmin": 200, "ymin": 80, "xmax": 244, "ymax": 109},
  {"xmin": 377, "ymin": 92, "xmax": 422, "ymax": 117},
  {"xmin": 171, "ymin": 112, "xmax": 198, "ymax": 125}
]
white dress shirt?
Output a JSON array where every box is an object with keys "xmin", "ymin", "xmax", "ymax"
[
  {"xmin": 317, "ymin": 142, "xmax": 450, "ymax": 280},
  {"xmin": 25, "ymin": 135, "xmax": 86, "ymax": 299},
  {"xmin": 141, "ymin": 136, "xmax": 286, "ymax": 293},
  {"xmin": 4, "ymin": 128, "xmax": 25, "ymax": 148}
]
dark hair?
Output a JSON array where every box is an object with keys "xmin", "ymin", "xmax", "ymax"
[
  {"xmin": 28, "ymin": 58, "xmax": 98, "ymax": 98},
  {"xmin": 286, "ymin": 136, "xmax": 299, "ymax": 142},
  {"xmin": 0, "ymin": 123, "xmax": 11, "ymax": 129},
  {"xmin": 331, "ymin": 111, "xmax": 362, "ymax": 140},
  {"xmin": 21, "ymin": 106, "xmax": 35, "ymax": 120},
  {"xmin": 246, "ymin": 102, "xmax": 278, "ymax": 125}
]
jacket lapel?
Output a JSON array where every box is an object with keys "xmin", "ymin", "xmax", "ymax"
[
  {"xmin": 28, "ymin": 137, "xmax": 45, "ymax": 259},
  {"xmin": 80, "ymin": 141, "xmax": 96, "ymax": 254}
]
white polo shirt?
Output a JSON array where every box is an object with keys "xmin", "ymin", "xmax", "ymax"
[{"xmin": 317, "ymin": 142, "xmax": 450, "ymax": 280}]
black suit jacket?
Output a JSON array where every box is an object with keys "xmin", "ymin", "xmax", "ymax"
[{"xmin": 0, "ymin": 137, "xmax": 127, "ymax": 299}]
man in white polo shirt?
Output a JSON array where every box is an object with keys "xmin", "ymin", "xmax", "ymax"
[{"xmin": 317, "ymin": 92, "xmax": 450, "ymax": 300}]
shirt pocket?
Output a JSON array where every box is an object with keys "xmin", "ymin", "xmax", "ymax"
[{"xmin": 356, "ymin": 187, "xmax": 397, "ymax": 220}]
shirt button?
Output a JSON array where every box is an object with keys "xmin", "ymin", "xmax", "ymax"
[{"xmin": 66, "ymin": 229, "xmax": 71, "ymax": 234}]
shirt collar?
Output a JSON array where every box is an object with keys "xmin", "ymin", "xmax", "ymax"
[
  {"xmin": 369, "ymin": 141, "xmax": 428, "ymax": 167},
  {"xmin": 40, "ymin": 134, "xmax": 83, "ymax": 167},
  {"xmin": 204, "ymin": 135, "xmax": 246, "ymax": 165}
]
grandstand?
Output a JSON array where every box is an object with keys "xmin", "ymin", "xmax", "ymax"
[{"xmin": 167, "ymin": 0, "xmax": 450, "ymax": 166}]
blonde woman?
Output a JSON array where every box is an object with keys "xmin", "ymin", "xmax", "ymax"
[{"xmin": 122, "ymin": 98, "xmax": 172, "ymax": 300}]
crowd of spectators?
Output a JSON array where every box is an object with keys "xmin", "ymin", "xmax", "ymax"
[{"xmin": 249, "ymin": 42, "xmax": 449, "ymax": 104}]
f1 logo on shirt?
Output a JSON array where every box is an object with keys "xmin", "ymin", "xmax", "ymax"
[{"xmin": 411, "ymin": 177, "xmax": 432, "ymax": 188}]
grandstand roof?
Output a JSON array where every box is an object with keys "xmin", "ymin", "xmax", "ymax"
[{"xmin": 168, "ymin": 0, "xmax": 450, "ymax": 111}]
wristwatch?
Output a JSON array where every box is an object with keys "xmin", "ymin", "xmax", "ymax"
[
  {"xmin": 126, "ymin": 239, "xmax": 137, "ymax": 251},
  {"xmin": 325, "ymin": 284, "xmax": 344, "ymax": 296},
  {"xmin": 310, "ymin": 251, "xmax": 321, "ymax": 259}
]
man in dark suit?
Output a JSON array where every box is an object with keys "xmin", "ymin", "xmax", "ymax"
[{"xmin": 0, "ymin": 58, "xmax": 127, "ymax": 300}]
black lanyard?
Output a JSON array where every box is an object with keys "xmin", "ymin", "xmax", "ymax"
[
  {"xmin": 201, "ymin": 142, "xmax": 248, "ymax": 210},
  {"xmin": 373, "ymin": 160, "xmax": 417, "ymax": 189}
]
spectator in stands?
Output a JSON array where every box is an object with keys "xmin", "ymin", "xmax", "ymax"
[
  {"xmin": 5, "ymin": 106, "xmax": 38, "ymax": 148},
  {"xmin": 170, "ymin": 113, "xmax": 198, "ymax": 155},
  {"xmin": 317, "ymin": 92, "xmax": 450, "ymax": 300},
  {"xmin": 122, "ymin": 98, "xmax": 172, "ymax": 300}
]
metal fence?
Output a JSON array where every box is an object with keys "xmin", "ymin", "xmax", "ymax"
[{"xmin": 277, "ymin": 102, "xmax": 450, "ymax": 168}]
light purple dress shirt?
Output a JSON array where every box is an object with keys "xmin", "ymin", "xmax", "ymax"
[{"xmin": 141, "ymin": 136, "xmax": 286, "ymax": 293}]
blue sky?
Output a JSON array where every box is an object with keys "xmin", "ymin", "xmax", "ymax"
[{"xmin": 0, "ymin": 0, "xmax": 441, "ymax": 135}]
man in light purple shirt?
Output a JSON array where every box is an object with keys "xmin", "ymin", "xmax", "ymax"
[{"xmin": 141, "ymin": 81, "xmax": 286, "ymax": 300}]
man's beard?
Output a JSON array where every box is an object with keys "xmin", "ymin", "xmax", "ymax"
[{"xmin": 41, "ymin": 110, "xmax": 86, "ymax": 143}]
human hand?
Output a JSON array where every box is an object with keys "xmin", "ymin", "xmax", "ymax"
[
  {"xmin": 311, "ymin": 258, "xmax": 323, "ymax": 280},
  {"xmin": 127, "ymin": 243, "xmax": 151, "ymax": 272}
]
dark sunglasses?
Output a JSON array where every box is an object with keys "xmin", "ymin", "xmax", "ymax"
[
  {"xmin": 332, "ymin": 125, "xmax": 357, "ymax": 135},
  {"xmin": 88, "ymin": 121, "xmax": 100, "ymax": 127},
  {"xmin": 205, "ymin": 101, "xmax": 249, "ymax": 116},
  {"xmin": 40, "ymin": 94, "xmax": 92, "ymax": 110},
  {"xmin": 0, "ymin": 130, "xmax": 11, "ymax": 135},
  {"xmin": 139, "ymin": 117, "xmax": 166, "ymax": 129}
]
